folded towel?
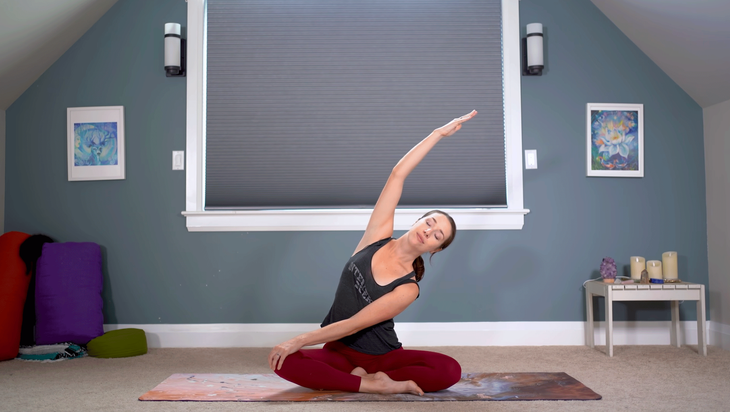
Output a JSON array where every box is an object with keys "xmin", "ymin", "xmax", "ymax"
[{"xmin": 17, "ymin": 342, "xmax": 87, "ymax": 362}]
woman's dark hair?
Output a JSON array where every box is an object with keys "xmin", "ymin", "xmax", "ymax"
[{"xmin": 412, "ymin": 210, "xmax": 457, "ymax": 282}]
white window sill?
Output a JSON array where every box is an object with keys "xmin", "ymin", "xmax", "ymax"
[{"xmin": 182, "ymin": 208, "xmax": 530, "ymax": 232}]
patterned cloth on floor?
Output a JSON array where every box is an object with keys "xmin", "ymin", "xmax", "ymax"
[{"xmin": 17, "ymin": 343, "xmax": 87, "ymax": 362}]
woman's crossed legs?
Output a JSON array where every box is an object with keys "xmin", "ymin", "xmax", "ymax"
[{"xmin": 274, "ymin": 341, "xmax": 461, "ymax": 395}]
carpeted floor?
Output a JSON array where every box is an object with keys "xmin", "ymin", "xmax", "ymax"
[{"xmin": 1, "ymin": 345, "xmax": 729, "ymax": 411}]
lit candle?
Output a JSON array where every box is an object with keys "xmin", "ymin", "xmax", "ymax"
[
  {"xmin": 630, "ymin": 256, "xmax": 646, "ymax": 280},
  {"xmin": 647, "ymin": 260, "xmax": 662, "ymax": 279},
  {"xmin": 662, "ymin": 251, "xmax": 678, "ymax": 279}
]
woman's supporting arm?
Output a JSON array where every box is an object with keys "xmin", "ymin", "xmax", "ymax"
[{"xmin": 268, "ymin": 282, "xmax": 419, "ymax": 370}]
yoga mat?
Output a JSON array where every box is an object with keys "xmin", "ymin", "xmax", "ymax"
[{"xmin": 139, "ymin": 372, "xmax": 602, "ymax": 402}]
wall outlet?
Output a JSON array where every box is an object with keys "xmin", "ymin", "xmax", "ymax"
[
  {"xmin": 173, "ymin": 151, "xmax": 184, "ymax": 170},
  {"xmin": 525, "ymin": 150, "xmax": 537, "ymax": 169}
]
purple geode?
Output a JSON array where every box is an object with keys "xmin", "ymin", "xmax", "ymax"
[{"xmin": 600, "ymin": 257, "xmax": 617, "ymax": 279}]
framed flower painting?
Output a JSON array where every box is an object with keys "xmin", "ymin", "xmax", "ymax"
[
  {"xmin": 586, "ymin": 103, "xmax": 643, "ymax": 177},
  {"xmin": 67, "ymin": 106, "xmax": 126, "ymax": 181}
]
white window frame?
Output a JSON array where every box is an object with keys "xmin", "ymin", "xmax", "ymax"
[{"xmin": 182, "ymin": 0, "xmax": 529, "ymax": 232}]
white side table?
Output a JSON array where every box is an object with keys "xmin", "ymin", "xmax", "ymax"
[{"xmin": 584, "ymin": 280, "xmax": 707, "ymax": 357}]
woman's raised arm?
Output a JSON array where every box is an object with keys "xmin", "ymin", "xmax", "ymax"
[{"xmin": 353, "ymin": 110, "xmax": 477, "ymax": 254}]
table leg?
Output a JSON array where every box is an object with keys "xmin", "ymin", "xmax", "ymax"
[
  {"xmin": 605, "ymin": 288, "xmax": 613, "ymax": 357},
  {"xmin": 670, "ymin": 300, "xmax": 680, "ymax": 348},
  {"xmin": 586, "ymin": 289, "xmax": 594, "ymax": 348},
  {"xmin": 698, "ymin": 285, "xmax": 707, "ymax": 356}
]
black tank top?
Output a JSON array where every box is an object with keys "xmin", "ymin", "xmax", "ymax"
[{"xmin": 321, "ymin": 238, "xmax": 419, "ymax": 355}]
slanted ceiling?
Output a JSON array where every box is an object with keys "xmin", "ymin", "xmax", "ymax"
[
  {"xmin": 0, "ymin": 0, "xmax": 729, "ymax": 111},
  {"xmin": 590, "ymin": 0, "xmax": 730, "ymax": 108},
  {"xmin": 0, "ymin": 0, "xmax": 119, "ymax": 111}
]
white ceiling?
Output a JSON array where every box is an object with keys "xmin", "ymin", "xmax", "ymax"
[
  {"xmin": 0, "ymin": 0, "xmax": 729, "ymax": 111},
  {"xmin": 590, "ymin": 0, "xmax": 730, "ymax": 108},
  {"xmin": 0, "ymin": 0, "xmax": 118, "ymax": 111}
]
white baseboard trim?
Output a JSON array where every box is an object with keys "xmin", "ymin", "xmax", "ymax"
[
  {"xmin": 104, "ymin": 321, "xmax": 717, "ymax": 349},
  {"xmin": 709, "ymin": 321, "xmax": 730, "ymax": 351}
]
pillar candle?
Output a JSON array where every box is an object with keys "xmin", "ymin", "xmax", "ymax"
[
  {"xmin": 662, "ymin": 251, "xmax": 678, "ymax": 279},
  {"xmin": 630, "ymin": 256, "xmax": 646, "ymax": 280},
  {"xmin": 647, "ymin": 260, "xmax": 662, "ymax": 279}
]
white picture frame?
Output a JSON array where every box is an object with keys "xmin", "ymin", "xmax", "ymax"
[
  {"xmin": 67, "ymin": 106, "xmax": 126, "ymax": 181},
  {"xmin": 586, "ymin": 103, "xmax": 644, "ymax": 178}
]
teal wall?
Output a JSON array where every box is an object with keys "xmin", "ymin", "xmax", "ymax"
[{"xmin": 5, "ymin": 0, "xmax": 707, "ymax": 324}]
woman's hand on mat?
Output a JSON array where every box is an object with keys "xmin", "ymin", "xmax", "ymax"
[
  {"xmin": 433, "ymin": 110, "xmax": 477, "ymax": 138},
  {"xmin": 269, "ymin": 338, "xmax": 303, "ymax": 370}
]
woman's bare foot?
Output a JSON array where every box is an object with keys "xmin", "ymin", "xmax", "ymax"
[
  {"xmin": 350, "ymin": 367, "xmax": 374, "ymax": 378},
  {"xmin": 358, "ymin": 371, "xmax": 424, "ymax": 396},
  {"xmin": 350, "ymin": 366, "xmax": 368, "ymax": 378}
]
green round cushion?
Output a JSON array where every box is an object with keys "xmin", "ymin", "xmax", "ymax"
[{"xmin": 87, "ymin": 328, "xmax": 147, "ymax": 358}]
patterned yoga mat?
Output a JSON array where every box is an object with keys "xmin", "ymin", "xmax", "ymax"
[{"xmin": 139, "ymin": 372, "xmax": 602, "ymax": 402}]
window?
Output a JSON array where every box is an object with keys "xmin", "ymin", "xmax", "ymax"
[{"xmin": 183, "ymin": 0, "xmax": 528, "ymax": 231}]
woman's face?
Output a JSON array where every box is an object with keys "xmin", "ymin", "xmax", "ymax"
[{"xmin": 410, "ymin": 213, "xmax": 452, "ymax": 253}]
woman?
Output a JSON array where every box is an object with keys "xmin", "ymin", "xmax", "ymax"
[{"xmin": 268, "ymin": 110, "xmax": 478, "ymax": 396}]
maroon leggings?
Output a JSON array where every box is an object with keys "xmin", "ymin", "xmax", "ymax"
[{"xmin": 274, "ymin": 341, "xmax": 461, "ymax": 393}]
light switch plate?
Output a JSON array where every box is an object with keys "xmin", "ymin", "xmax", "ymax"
[
  {"xmin": 525, "ymin": 150, "xmax": 537, "ymax": 169},
  {"xmin": 173, "ymin": 151, "xmax": 184, "ymax": 170}
]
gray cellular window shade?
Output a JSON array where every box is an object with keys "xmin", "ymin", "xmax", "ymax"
[{"xmin": 206, "ymin": 0, "xmax": 506, "ymax": 209}]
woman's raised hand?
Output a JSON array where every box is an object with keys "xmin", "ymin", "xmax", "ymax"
[{"xmin": 433, "ymin": 110, "xmax": 477, "ymax": 138}]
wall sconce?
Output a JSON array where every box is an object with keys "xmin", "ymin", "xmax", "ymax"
[
  {"xmin": 522, "ymin": 23, "xmax": 544, "ymax": 76},
  {"xmin": 165, "ymin": 22, "xmax": 186, "ymax": 77}
]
